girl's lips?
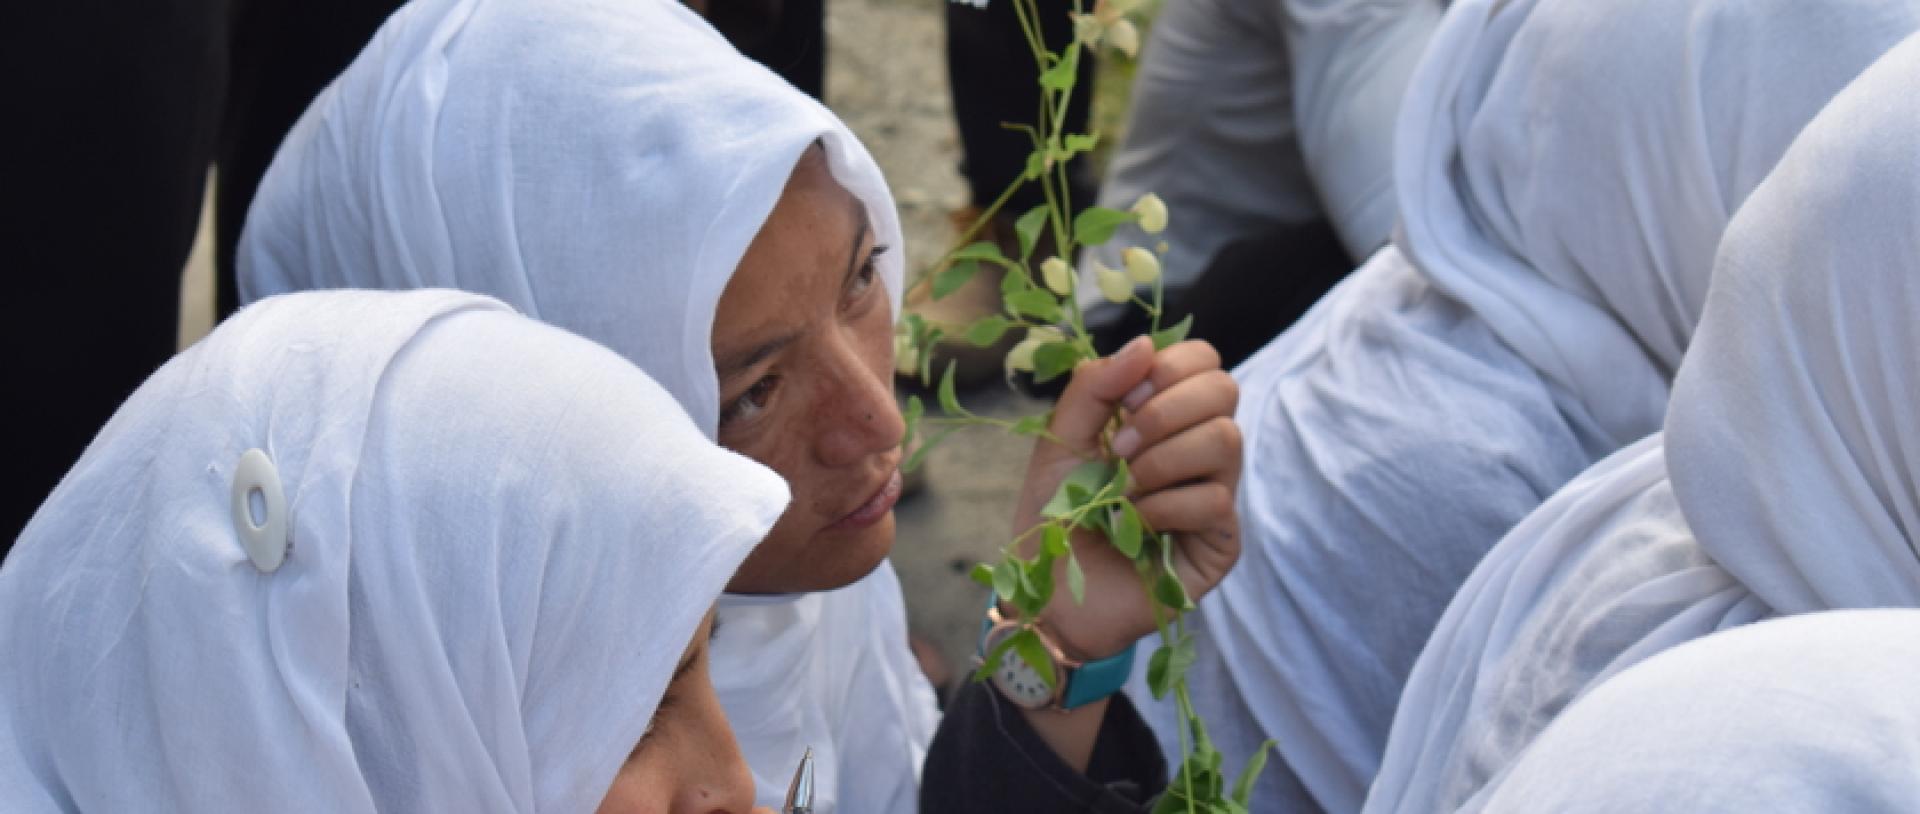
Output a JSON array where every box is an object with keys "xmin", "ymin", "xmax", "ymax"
[{"xmin": 829, "ymin": 469, "xmax": 903, "ymax": 531}]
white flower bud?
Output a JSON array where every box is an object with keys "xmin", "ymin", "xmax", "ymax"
[
  {"xmin": 1131, "ymin": 193, "xmax": 1168, "ymax": 234},
  {"xmin": 894, "ymin": 330, "xmax": 919, "ymax": 376},
  {"xmin": 1026, "ymin": 326, "xmax": 1067, "ymax": 345},
  {"xmin": 1107, "ymin": 18, "xmax": 1140, "ymax": 58},
  {"xmin": 1006, "ymin": 336, "xmax": 1042, "ymax": 374},
  {"xmin": 1095, "ymin": 261, "xmax": 1135, "ymax": 303},
  {"xmin": 1123, "ymin": 246, "xmax": 1161, "ymax": 284},
  {"xmin": 1040, "ymin": 256, "xmax": 1074, "ymax": 296},
  {"xmin": 1072, "ymin": 12, "xmax": 1104, "ymax": 46}
]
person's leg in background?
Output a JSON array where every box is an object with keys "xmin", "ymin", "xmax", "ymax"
[
  {"xmin": 2, "ymin": 0, "xmax": 230, "ymax": 550},
  {"xmin": 917, "ymin": 0, "xmax": 1094, "ymax": 389}
]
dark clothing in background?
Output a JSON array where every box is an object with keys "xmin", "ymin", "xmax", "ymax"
[
  {"xmin": 923, "ymin": 681, "xmax": 1167, "ymax": 813},
  {"xmin": 946, "ymin": 0, "xmax": 1095, "ymax": 214}
]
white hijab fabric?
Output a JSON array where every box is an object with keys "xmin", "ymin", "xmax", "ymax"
[
  {"xmin": 1368, "ymin": 32, "xmax": 1920, "ymax": 812},
  {"xmin": 236, "ymin": 2, "xmax": 935, "ymax": 809},
  {"xmin": 1481, "ymin": 610, "xmax": 1920, "ymax": 813},
  {"xmin": 1126, "ymin": 0, "xmax": 1919, "ymax": 808},
  {"xmin": 0, "ymin": 289, "xmax": 788, "ymax": 813}
]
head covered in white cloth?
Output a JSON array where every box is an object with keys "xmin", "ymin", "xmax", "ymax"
[
  {"xmin": 1481, "ymin": 610, "xmax": 1920, "ymax": 813},
  {"xmin": 1367, "ymin": 29, "xmax": 1920, "ymax": 813},
  {"xmin": 238, "ymin": 0, "xmax": 904, "ymax": 439},
  {"xmin": 236, "ymin": 2, "xmax": 937, "ymax": 809},
  {"xmin": 0, "ymin": 289, "xmax": 788, "ymax": 812},
  {"xmin": 1142, "ymin": 0, "xmax": 1920, "ymax": 808},
  {"xmin": 1394, "ymin": 0, "xmax": 1920, "ymax": 446}
]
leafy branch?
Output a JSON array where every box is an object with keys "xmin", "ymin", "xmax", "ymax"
[{"xmin": 906, "ymin": 0, "xmax": 1271, "ymax": 810}]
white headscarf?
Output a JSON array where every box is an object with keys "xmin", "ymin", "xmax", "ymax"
[
  {"xmin": 235, "ymin": 2, "xmax": 935, "ymax": 809},
  {"xmin": 0, "ymin": 289, "xmax": 787, "ymax": 813},
  {"xmin": 1483, "ymin": 609, "xmax": 1920, "ymax": 813},
  {"xmin": 1368, "ymin": 31, "xmax": 1920, "ymax": 812},
  {"xmin": 1127, "ymin": 0, "xmax": 1920, "ymax": 808},
  {"xmin": 1394, "ymin": 0, "xmax": 1920, "ymax": 447}
]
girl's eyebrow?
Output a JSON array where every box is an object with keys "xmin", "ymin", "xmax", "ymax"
[{"xmin": 840, "ymin": 200, "xmax": 873, "ymax": 288}]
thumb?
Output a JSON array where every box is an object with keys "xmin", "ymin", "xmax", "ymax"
[{"xmin": 1049, "ymin": 336, "xmax": 1155, "ymax": 455}]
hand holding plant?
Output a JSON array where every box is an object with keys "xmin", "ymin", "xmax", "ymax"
[{"xmin": 903, "ymin": 0, "xmax": 1277, "ymax": 810}]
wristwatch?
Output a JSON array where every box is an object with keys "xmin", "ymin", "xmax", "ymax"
[{"xmin": 976, "ymin": 593, "xmax": 1135, "ymax": 710}]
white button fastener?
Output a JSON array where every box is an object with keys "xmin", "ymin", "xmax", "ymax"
[{"xmin": 231, "ymin": 448, "xmax": 290, "ymax": 573}]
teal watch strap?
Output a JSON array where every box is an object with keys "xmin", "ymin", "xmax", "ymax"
[{"xmin": 976, "ymin": 593, "xmax": 1136, "ymax": 710}]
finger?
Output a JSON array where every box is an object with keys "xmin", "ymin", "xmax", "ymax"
[
  {"xmin": 1049, "ymin": 336, "xmax": 1156, "ymax": 455},
  {"xmin": 1126, "ymin": 416, "xmax": 1244, "ymax": 496},
  {"xmin": 1111, "ymin": 370, "xmax": 1238, "ymax": 460},
  {"xmin": 1118, "ymin": 339, "xmax": 1224, "ymax": 413},
  {"xmin": 1132, "ymin": 482, "xmax": 1237, "ymax": 541}
]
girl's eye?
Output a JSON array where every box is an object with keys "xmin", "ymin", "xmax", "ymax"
[
  {"xmin": 844, "ymin": 244, "xmax": 888, "ymax": 306},
  {"xmin": 720, "ymin": 376, "xmax": 778, "ymax": 427}
]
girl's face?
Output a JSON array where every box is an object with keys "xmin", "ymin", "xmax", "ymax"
[
  {"xmin": 710, "ymin": 146, "xmax": 903, "ymax": 594},
  {"xmin": 597, "ymin": 611, "xmax": 767, "ymax": 814}
]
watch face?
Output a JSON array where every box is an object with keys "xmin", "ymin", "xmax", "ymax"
[{"xmin": 986, "ymin": 629, "xmax": 1057, "ymax": 709}]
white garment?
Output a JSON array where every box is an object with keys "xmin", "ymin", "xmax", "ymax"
[
  {"xmin": 235, "ymin": 1, "xmax": 936, "ymax": 808},
  {"xmin": 1368, "ymin": 31, "xmax": 1920, "ymax": 813},
  {"xmin": 0, "ymin": 289, "xmax": 788, "ymax": 813},
  {"xmin": 1130, "ymin": 0, "xmax": 1920, "ymax": 809},
  {"xmin": 1077, "ymin": 0, "xmax": 1441, "ymax": 317},
  {"xmin": 1481, "ymin": 610, "xmax": 1920, "ymax": 813}
]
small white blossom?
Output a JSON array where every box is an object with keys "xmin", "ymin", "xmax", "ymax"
[
  {"xmin": 1006, "ymin": 336, "xmax": 1042, "ymax": 374},
  {"xmin": 1123, "ymin": 247, "xmax": 1161, "ymax": 284},
  {"xmin": 894, "ymin": 329, "xmax": 919, "ymax": 376},
  {"xmin": 1131, "ymin": 193, "xmax": 1168, "ymax": 234},
  {"xmin": 1040, "ymin": 256, "xmax": 1074, "ymax": 296},
  {"xmin": 1107, "ymin": 18, "xmax": 1140, "ymax": 57},
  {"xmin": 1094, "ymin": 261, "xmax": 1135, "ymax": 303}
]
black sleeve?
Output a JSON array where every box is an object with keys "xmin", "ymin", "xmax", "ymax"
[{"xmin": 921, "ymin": 681, "xmax": 1167, "ymax": 813}]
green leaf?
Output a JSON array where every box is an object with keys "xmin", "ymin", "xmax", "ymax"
[
  {"xmin": 918, "ymin": 327, "xmax": 943, "ymax": 383},
  {"xmin": 1065, "ymin": 552, "xmax": 1086, "ymax": 604},
  {"xmin": 1024, "ymin": 150, "xmax": 1045, "ymax": 181},
  {"xmin": 1107, "ymin": 458, "xmax": 1133, "ymax": 496},
  {"xmin": 992, "ymin": 559, "xmax": 1020, "ymax": 603},
  {"xmin": 1004, "ymin": 289, "xmax": 1064, "ymax": 324},
  {"xmin": 1232, "ymin": 740, "xmax": 1279, "ymax": 807},
  {"xmin": 1009, "ymin": 628, "xmax": 1058, "ymax": 689},
  {"xmin": 1001, "ymin": 261, "xmax": 1035, "ymax": 296},
  {"xmin": 1108, "ymin": 501, "xmax": 1144, "ymax": 559},
  {"xmin": 901, "ymin": 395, "xmax": 924, "ymax": 451},
  {"xmin": 1146, "ymin": 635, "xmax": 1197, "ymax": 699},
  {"xmin": 1072, "ymin": 206, "xmax": 1136, "ymax": 246},
  {"xmin": 969, "ymin": 562, "xmax": 996, "ymax": 589},
  {"xmin": 1038, "ymin": 44, "xmax": 1081, "ymax": 92},
  {"xmin": 1042, "ymin": 459, "xmax": 1117, "ymax": 520},
  {"xmin": 1031, "ymin": 341, "xmax": 1085, "ymax": 384},
  {"xmin": 937, "ymin": 361, "xmax": 963, "ymax": 416},
  {"xmin": 1152, "ymin": 313, "xmax": 1194, "ymax": 349},
  {"xmin": 1020, "ymin": 557, "xmax": 1054, "ymax": 612},
  {"xmin": 973, "ymin": 633, "xmax": 1019, "ymax": 683},
  {"xmin": 904, "ymin": 427, "xmax": 955, "ymax": 473},
  {"xmin": 951, "ymin": 240, "xmax": 1010, "ymax": 263},
  {"xmin": 1015, "ymin": 205, "xmax": 1050, "ymax": 259},
  {"xmin": 932, "ymin": 259, "xmax": 980, "ymax": 300},
  {"xmin": 1154, "ymin": 569, "xmax": 1194, "ymax": 611},
  {"xmin": 1062, "ymin": 132, "xmax": 1098, "ymax": 155},
  {"xmin": 1041, "ymin": 524, "xmax": 1070, "ymax": 558},
  {"xmin": 1010, "ymin": 413, "xmax": 1052, "ymax": 437},
  {"xmin": 964, "ymin": 315, "xmax": 1012, "ymax": 347}
]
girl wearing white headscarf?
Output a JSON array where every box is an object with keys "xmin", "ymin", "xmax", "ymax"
[
  {"xmin": 234, "ymin": 0, "xmax": 940, "ymax": 808},
  {"xmin": 1480, "ymin": 610, "xmax": 1920, "ymax": 813},
  {"xmin": 1122, "ymin": 0, "xmax": 1920, "ymax": 808},
  {"xmin": 1367, "ymin": 30, "xmax": 1920, "ymax": 812},
  {"xmin": 0, "ymin": 289, "xmax": 789, "ymax": 812}
]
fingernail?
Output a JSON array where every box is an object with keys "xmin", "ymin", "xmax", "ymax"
[
  {"xmin": 1112, "ymin": 426, "xmax": 1141, "ymax": 458},
  {"xmin": 1122, "ymin": 381, "xmax": 1154, "ymax": 411}
]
